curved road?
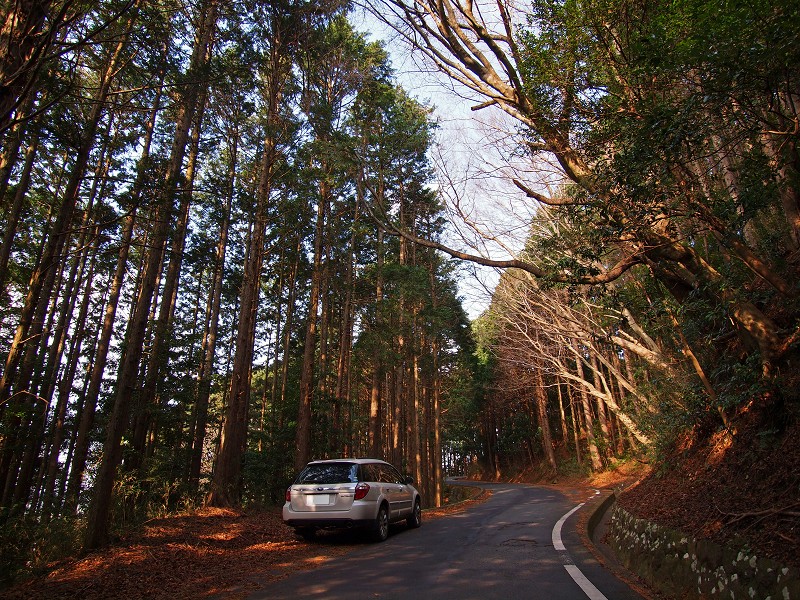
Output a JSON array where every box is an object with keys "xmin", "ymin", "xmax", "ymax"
[{"xmin": 250, "ymin": 482, "xmax": 643, "ymax": 599}]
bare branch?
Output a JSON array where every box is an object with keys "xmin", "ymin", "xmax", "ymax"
[{"xmin": 512, "ymin": 178, "xmax": 578, "ymax": 206}]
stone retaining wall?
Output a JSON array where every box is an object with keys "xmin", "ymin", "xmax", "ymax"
[{"xmin": 606, "ymin": 503, "xmax": 800, "ymax": 599}]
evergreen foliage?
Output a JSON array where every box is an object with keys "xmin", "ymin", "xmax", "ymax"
[{"xmin": 0, "ymin": 0, "xmax": 476, "ymax": 570}]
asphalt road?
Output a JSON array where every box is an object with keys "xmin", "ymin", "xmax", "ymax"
[{"xmin": 249, "ymin": 482, "xmax": 644, "ymax": 600}]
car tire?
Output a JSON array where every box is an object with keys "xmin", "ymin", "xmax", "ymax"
[
  {"xmin": 371, "ymin": 503, "xmax": 389, "ymax": 542},
  {"xmin": 406, "ymin": 498, "xmax": 422, "ymax": 528}
]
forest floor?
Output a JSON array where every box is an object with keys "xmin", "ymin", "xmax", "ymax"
[
  {"xmin": 1, "ymin": 406, "xmax": 797, "ymax": 599},
  {"xmin": 0, "ymin": 488, "xmax": 492, "ymax": 600}
]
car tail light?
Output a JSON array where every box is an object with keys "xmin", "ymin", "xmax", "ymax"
[
  {"xmin": 354, "ymin": 482, "xmax": 370, "ymax": 500},
  {"xmin": 285, "ymin": 487, "xmax": 291, "ymax": 503}
]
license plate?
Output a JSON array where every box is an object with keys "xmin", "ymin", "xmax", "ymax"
[{"xmin": 306, "ymin": 494, "xmax": 331, "ymax": 506}]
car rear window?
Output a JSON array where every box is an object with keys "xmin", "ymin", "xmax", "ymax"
[{"xmin": 296, "ymin": 462, "xmax": 359, "ymax": 484}]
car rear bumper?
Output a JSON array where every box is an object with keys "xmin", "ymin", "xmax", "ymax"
[
  {"xmin": 283, "ymin": 517, "xmax": 375, "ymax": 529},
  {"xmin": 282, "ymin": 503, "xmax": 378, "ymax": 529}
]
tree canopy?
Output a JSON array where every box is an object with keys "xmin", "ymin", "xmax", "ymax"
[
  {"xmin": 0, "ymin": 0, "xmax": 475, "ymax": 565},
  {"xmin": 368, "ymin": 0, "xmax": 799, "ymax": 473}
]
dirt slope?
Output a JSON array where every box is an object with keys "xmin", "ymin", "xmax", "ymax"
[{"xmin": 617, "ymin": 409, "xmax": 800, "ymax": 571}]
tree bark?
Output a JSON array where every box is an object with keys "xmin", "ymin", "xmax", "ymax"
[
  {"xmin": 84, "ymin": 0, "xmax": 215, "ymax": 548},
  {"xmin": 294, "ymin": 180, "xmax": 327, "ymax": 472},
  {"xmin": 210, "ymin": 25, "xmax": 291, "ymax": 502},
  {"xmin": 63, "ymin": 80, "xmax": 162, "ymax": 514},
  {"xmin": 534, "ymin": 368, "xmax": 557, "ymax": 471},
  {"xmin": 573, "ymin": 341, "xmax": 602, "ymax": 471},
  {"xmin": 189, "ymin": 116, "xmax": 234, "ymax": 492}
]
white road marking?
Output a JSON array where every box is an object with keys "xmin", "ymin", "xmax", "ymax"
[
  {"xmin": 552, "ymin": 493, "xmax": 609, "ymax": 600},
  {"xmin": 564, "ymin": 565, "xmax": 610, "ymax": 600},
  {"xmin": 552, "ymin": 503, "xmax": 583, "ymax": 551}
]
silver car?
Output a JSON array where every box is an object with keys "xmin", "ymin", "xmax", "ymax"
[{"xmin": 282, "ymin": 458, "xmax": 422, "ymax": 542}]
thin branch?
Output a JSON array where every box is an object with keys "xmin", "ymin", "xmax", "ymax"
[{"xmin": 512, "ymin": 178, "xmax": 578, "ymax": 206}]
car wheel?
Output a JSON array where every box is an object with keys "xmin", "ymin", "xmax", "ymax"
[
  {"xmin": 406, "ymin": 498, "xmax": 422, "ymax": 528},
  {"xmin": 296, "ymin": 527, "xmax": 316, "ymax": 541},
  {"xmin": 371, "ymin": 503, "xmax": 389, "ymax": 542}
]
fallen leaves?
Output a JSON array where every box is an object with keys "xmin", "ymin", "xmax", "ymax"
[
  {"xmin": 0, "ymin": 489, "xmax": 492, "ymax": 599},
  {"xmin": 618, "ymin": 417, "xmax": 800, "ymax": 570},
  {"xmin": 0, "ymin": 508, "xmax": 342, "ymax": 600}
]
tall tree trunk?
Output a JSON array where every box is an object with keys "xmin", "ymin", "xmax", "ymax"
[
  {"xmin": 210, "ymin": 29, "xmax": 290, "ymax": 502},
  {"xmin": 295, "ymin": 181, "xmax": 327, "ymax": 472},
  {"xmin": 279, "ymin": 236, "xmax": 301, "ymax": 415},
  {"xmin": 133, "ymin": 74, "xmax": 211, "ymax": 470},
  {"xmin": 210, "ymin": 162, "xmax": 269, "ymax": 505},
  {"xmin": 28, "ymin": 112, "xmax": 115, "ymax": 514},
  {"xmin": 0, "ymin": 91, "xmax": 35, "ymax": 204},
  {"xmin": 534, "ymin": 368, "xmax": 557, "ymax": 471},
  {"xmin": 432, "ymin": 345, "xmax": 442, "ymax": 507},
  {"xmin": 573, "ymin": 341, "xmax": 602, "ymax": 471},
  {"xmin": 189, "ymin": 125, "xmax": 234, "ymax": 493},
  {"xmin": 0, "ymin": 0, "xmax": 63, "ymax": 132},
  {"xmin": 0, "ymin": 18, "xmax": 133, "ymax": 511},
  {"xmin": 369, "ymin": 228, "xmax": 384, "ymax": 457},
  {"xmin": 40, "ymin": 235, "xmax": 98, "ymax": 520},
  {"xmin": 590, "ymin": 354, "xmax": 609, "ymax": 461},
  {"xmin": 557, "ymin": 380, "xmax": 569, "ymax": 449},
  {"xmin": 411, "ymin": 351, "xmax": 422, "ymax": 485},
  {"xmin": 84, "ymin": 0, "xmax": 216, "ymax": 548},
  {"xmin": 568, "ymin": 383, "xmax": 581, "ymax": 467},
  {"xmin": 0, "ymin": 96, "xmax": 39, "ymax": 294},
  {"xmin": 63, "ymin": 82, "xmax": 162, "ymax": 514},
  {"xmin": 334, "ymin": 216, "xmax": 356, "ymax": 450},
  {"xmin": 23, "ymin": 206, "xmax": 97, "ymax": 515}
]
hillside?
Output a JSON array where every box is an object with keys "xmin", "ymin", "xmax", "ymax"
[{"xmin": 617, "ymin": 404, "xmax": 800, "ymax": 572}]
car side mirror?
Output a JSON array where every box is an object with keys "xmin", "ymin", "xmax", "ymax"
[{"xmin": 405, "ymin": 475, "xmax": 414, "ymax": 485}]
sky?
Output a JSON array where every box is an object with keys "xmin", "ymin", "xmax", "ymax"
[{"xmin": 350, "ymin": 7, "xmax": 539, "ymax": 320}]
